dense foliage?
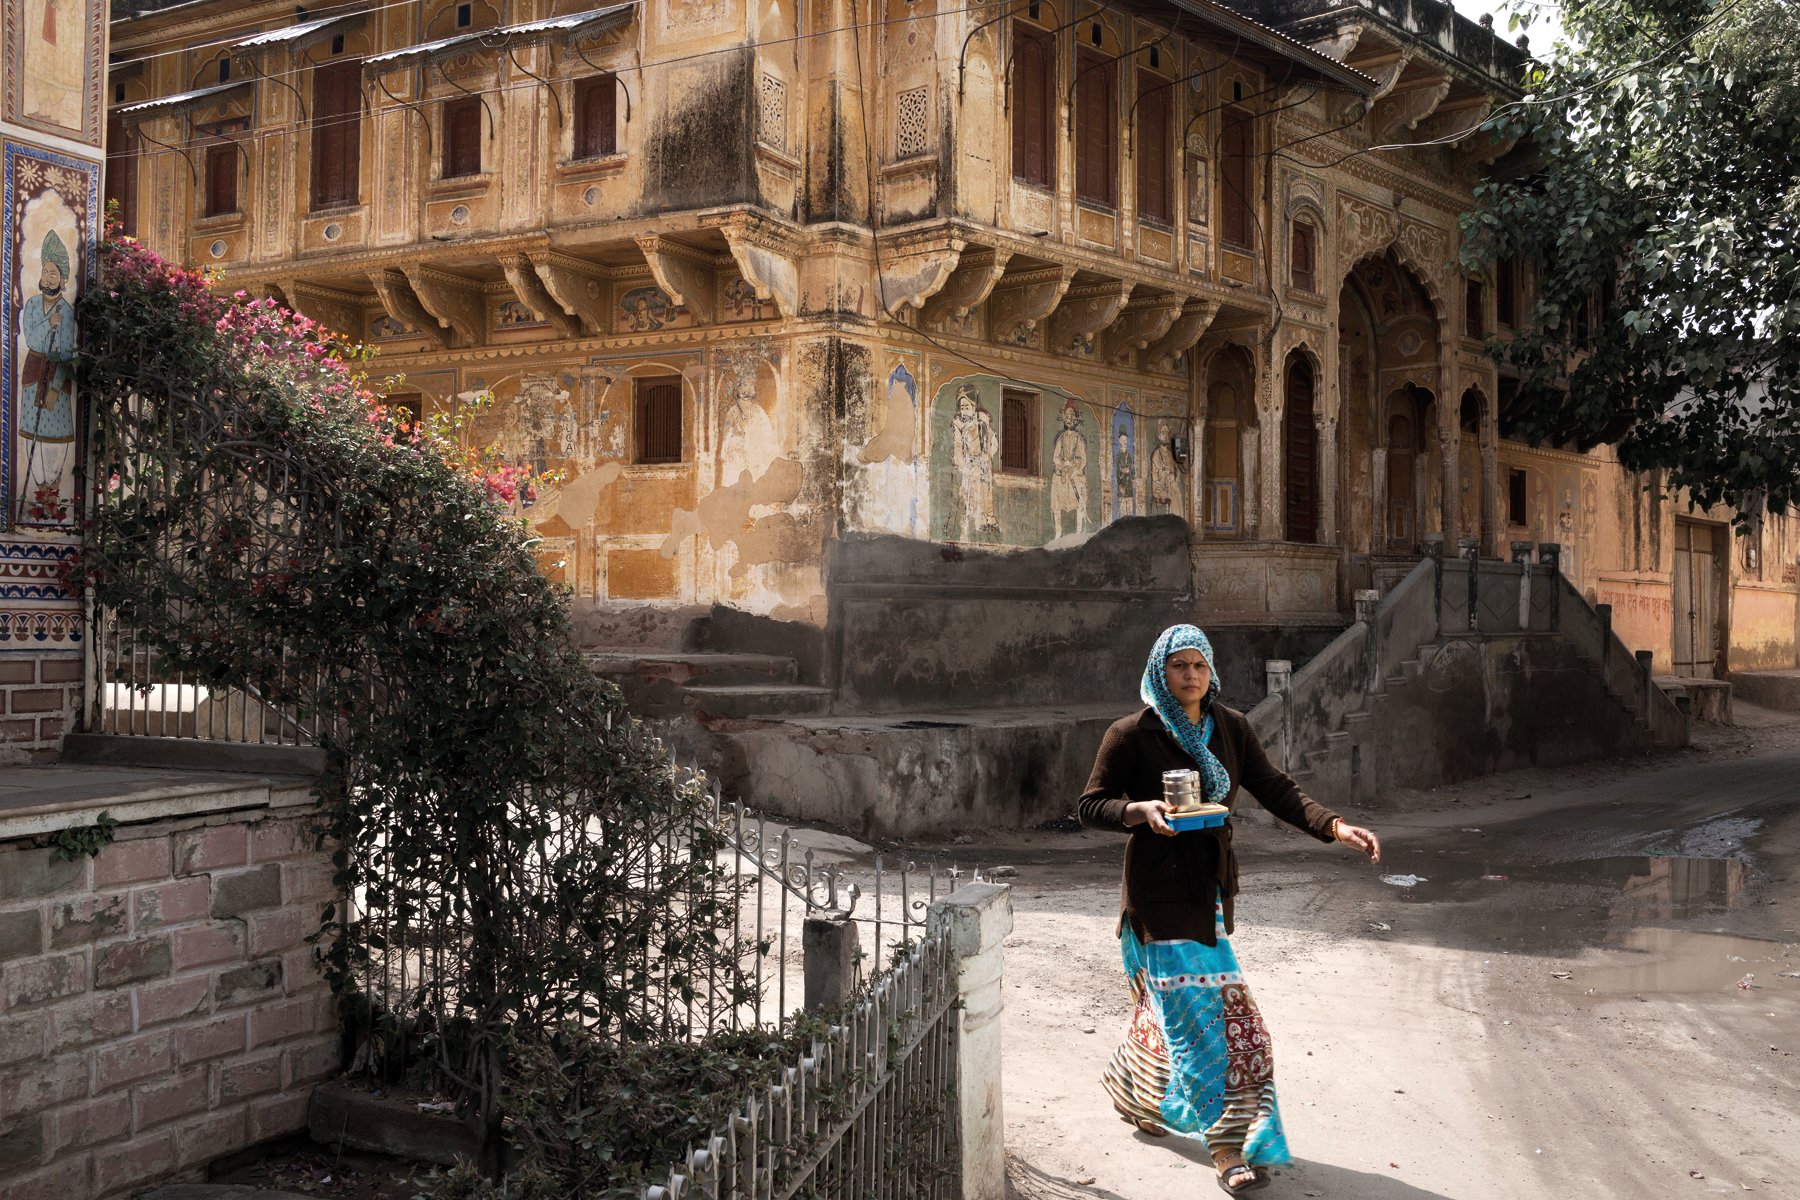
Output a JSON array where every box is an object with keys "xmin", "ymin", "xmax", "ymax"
[
  {"xmin": 1462, "ymin": 0, "xmax": 1800, "ymax": 515},
  {"xmin": 75, "ymin": 233, "xmax": 752, "ymax": 1154}
]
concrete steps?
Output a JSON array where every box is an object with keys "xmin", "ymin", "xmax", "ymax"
[
  {"xmin": 683, "ymin": 684, "xmax": 833, "ymax": 719},
  {"xmin": 585, "ymin": 651, "xmax": 800, "ymax": 687}
]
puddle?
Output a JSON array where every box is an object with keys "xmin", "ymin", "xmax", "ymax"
[
  {"xmin": 1572, "ymin": 928, "xmax": 1796, "ymax": 995},
  {"xmin": 1390, "ymin": 854, "xmax": 1751, "ymax": 920}
]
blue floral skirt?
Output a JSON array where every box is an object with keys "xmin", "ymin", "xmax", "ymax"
[{"xmin": 1103, "ymin": 910, "xmax": 1292, "ymax": 1168}]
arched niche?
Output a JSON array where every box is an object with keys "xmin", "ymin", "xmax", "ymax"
[
  {"xmin": 1283, "ymin": 349, "xmax": 1320, "ymax": 544},
  {"xmin": 1201, "ymin": 343, "xmax": 1258, "ymax": 538}
]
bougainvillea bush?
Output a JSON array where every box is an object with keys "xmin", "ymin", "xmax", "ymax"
[{"xmin": 74, "ymin": 231, "xmax": 752, "ymax": 1174}]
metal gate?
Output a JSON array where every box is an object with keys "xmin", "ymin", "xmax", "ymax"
[{"xmin": 1672, "ymin": 520, "xmax": 1727, "ymax": 678}]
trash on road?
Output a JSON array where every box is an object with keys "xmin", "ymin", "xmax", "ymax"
[
  {"xmin": 1551, "ymin": 970, "xmax": 1572, "ymax": 979},
  {"xmin": 1736, "ymin": 974, "xmax": 1757, "ymax": 990},
  {"xmin": 1380, "ymin": 874, "xmax": 1427, "ymax": 888}
]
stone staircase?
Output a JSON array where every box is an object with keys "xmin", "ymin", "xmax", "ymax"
[
  {"xmin": 585, "ymin": 650, "xmax": 832, "ymax": 722},
  {"xmin": 1251, "ymin": 556, "xmax": 1688, "ymax": 811}
]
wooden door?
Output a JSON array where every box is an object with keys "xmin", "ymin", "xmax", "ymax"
[
  {"xmin": 1284, "ymin": 358, "xmax": 1317, "ymax": 543},
  {"xmin": 1672, "ymin": 520, "xmax": 1726, "ymax": 678}
]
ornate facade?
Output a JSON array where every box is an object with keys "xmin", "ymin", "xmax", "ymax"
[{"xmin": 110, "ymin": 0, "xmax": 1797, "ymax": 675}]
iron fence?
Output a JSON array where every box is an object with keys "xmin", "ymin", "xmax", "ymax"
[{"xmin": 644, "ymin": 926, "xmax": 961, "ymax": 1200}]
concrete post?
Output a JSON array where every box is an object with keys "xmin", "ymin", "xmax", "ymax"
[
  {"xmin": 803, "ymin": 916, "xmax": 859, "ymax": 1012},
  {"xmin": 1636, "ymin": 649, "xmax": 1656, "ymax": 722},
  {"xmin": 931, "ymin": 881, "xmax": 1014, "ymax": 1200},
  {"xmin": 1266, "ymin": 659, "xmax": 1294, "ymax": 770},
  {"xmin": 1511, "ymin": 540, "xmax": 1534, "ymax": 630},
  {"xmin": 1423, "ymin": 533, "xmax": 1445, "ymax": 638},
  {"xmin": 1459, "ymin": 537, "xmax": 1480, "ymax": 632}
]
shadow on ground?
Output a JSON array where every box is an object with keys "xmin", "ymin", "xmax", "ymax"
[{"xmin": 1009, "ymin": 1147, "xmax": 1466, "ymax": 1199}]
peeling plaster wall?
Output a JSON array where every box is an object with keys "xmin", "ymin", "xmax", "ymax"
[{"xmin": 824, "ymin": 515, "xmax": 1194, "ymax": 712}]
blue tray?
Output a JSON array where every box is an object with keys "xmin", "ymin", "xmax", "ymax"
[{"xmin": 1167, "ymin": 807, "xmax": 1229, "ymax": 832}]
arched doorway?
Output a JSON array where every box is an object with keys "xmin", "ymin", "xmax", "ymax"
[
  {"xmin": 1337, "ymin": 252, "xmax": 1442, "ymax": 557},
  {"xmin": 1284, "ymin": 352, "xmax": 1318, "ymax": 544}
]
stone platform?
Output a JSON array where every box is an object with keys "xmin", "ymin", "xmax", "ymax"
[{"xmin": 1730, "ymin": 668, "xmax": 1800, "ymax": 714}]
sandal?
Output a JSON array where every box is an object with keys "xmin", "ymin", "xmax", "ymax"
[{"xmin": 1211, "ymin": 1150, "xmax": 1268, "ymax": 1195}]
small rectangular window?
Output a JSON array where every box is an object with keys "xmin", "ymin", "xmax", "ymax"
[
  {"xmin": 1135, "ymin": 71, "xmax": 1171, "ymax": 224},
  {"xmin": 635, "ymin": 377, "xmax": 684, "ymax": 464},
  {"xmin": 573, "ymin": 75, "xmax": 617, "ymax": 159},
  {"xmin": 1496, "ymin": 256, "xmax": 1517, "ymax": 327},
  {"xmin": 1000, "ymin": 389, "xmax": 1038, "ymax": 474},
  {"xmin": 1290, "ymin": 221, "xmax": 1317, "ymax": 292},
  {"xmin": 218, "ymin": 59, "xmax": 232, "ymax": 83},
  {"xmin": 1075, "ymin": 50, "xmax": 1116, "ymax": 207},
  {"xmin": 1465, "ymin": 279, "xmax": 1486, "ymax": 339},
  {"xmin": 1507, "ymin": 469, "xmax": 1527, "ymax": 527},
  {"xmin": 203, "ymin": 141, "xmax": 237, "ymax": 217},
  {"xmin": 1010, "ymin": 24, "xmax": 1054, "ymax": 188},
  {"xmin": 385, "ymin": 392, "xmax": 423, "ymax": 429},
  {"xmin": 457, "ymin": 3, "xmax": 473, "ymax": 27},
  {"xmin": 331, "ymin": 33, "xmax": 345, "ymax": 55},
  {"xmin": 442, "ymin": 96, "xmax": 483, "ymax": 179}
]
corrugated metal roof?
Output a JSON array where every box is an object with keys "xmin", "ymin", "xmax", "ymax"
[
  {"xmin": 235, "ymin": 12, "xmax": 362, "ymax": 50},
  {"xmin": 113, "ymin": 78, "xmax": 250, "ymax": 117},
  {"xmin": 365, "ymin": 3, "xmax": 634, "ymax": 70}
]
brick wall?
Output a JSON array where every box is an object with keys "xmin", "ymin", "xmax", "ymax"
[
  {"xmin": 0, "ymin": 656, "xmax": 81, "ymax": 756},
  {"xmin": 0, "ymin": 804, "xmax": 341, "ymax": 1198}
]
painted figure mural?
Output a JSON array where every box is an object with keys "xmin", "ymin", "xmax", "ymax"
[
  {"xmin": 720, "ymin": 369, "xmax": 779, "ymax": 488},
  {"xmin": 17, "ymin": 230, "xmax": 76, "ymax": 523},
  {"xmin": 950, "ymin": 384, "xmax": 999, "ymax": 540},
  {"xmin": 1051, "ymin": 400, "xmax": 1089, "ymax": 539},
  {"xmin": 1148, "ymin": 420, "xmax": 1181, "ymax": 517},
  {"xmin": 21, "ymin": 0, "xmax": 90, "ymax": 134}
]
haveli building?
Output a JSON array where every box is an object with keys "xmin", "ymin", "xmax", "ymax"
[{"xmin": 106, "ymin": 0, "xmax": 1797, "ymax": 698}]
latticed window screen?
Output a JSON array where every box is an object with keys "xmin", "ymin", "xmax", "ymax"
[
  {"xmin": 896, "ymin": 88, "xmax": 929, "ymax": 159},
  {"xmin": 1135, "ymin": 71, "xmax": 1171, "ymax": 224},
  {"xmin": 203, "ymin": 142, "xmax": 238, "ymax": 217},
  {"xmin": 635, "ymin": 378, "xmax": 684, "ymax": 464},
  {"xmin": 574, "ymin": 75, "xmax": 617, "ymax": 159},
  {"xmin": 1001, "ymin": 389, "xmax": 1038, "ymax": 474},
  {"xmin": 1011, "ymin": 24, "xmax": 1054, "ymax": 186},
  {"xmin": 310, "ymin": 60, "xmax": 362, "ymax": 210},
  {"xmin": 442, "ymin": 97, "xmax": 483, "ymax": 179},
  {"xmin": 1076, "ymin": 51, "xmax": 1117, "ymax": 205},
  {"xmin": 759, "ymin": 74, "xmax": 787, "ymax": 152}
]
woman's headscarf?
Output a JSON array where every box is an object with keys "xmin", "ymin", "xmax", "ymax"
[{"xmin": 1139, "ymin": 624, "xmax": 1231, "ymax": 803}]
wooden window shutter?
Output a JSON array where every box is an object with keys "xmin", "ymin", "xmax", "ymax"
[
  {"xmin": 1076, "ymin": 50, "xmax": 1115, "ymax": 205},
  {"xmin": 1465, "ymin": 279, "xmax": 1485, "ymax": 339},
  {"xmin": 1135, "ymin": 72, "xmax": 1170, "ymax": 224},
  {"xmin": 574, "ymin": 75, "xmax": 617, "ymax": 159},
  {"xmin": 1001, "ymin": 390, "xmax": 1037, "ymax": 473},
  {"xmin": 1011, "ymin": 25, "xmax": 1052, "ymax": 186},
  {"xmin": 443, "ymin": 97, "xmax": 483, "ymax": 179},
  {"xmin": 203, "ymin": 142, "xmax": 237, "ymax": 217},
  {"xmin": 635, "ymin": 378, "xmax": 684, "ymax": 464},
  {"xmin": 310, "ymin": 60, "xmax": 361, "ymax": 210},
  {"xmin": 1291, "ymin": 221, "xmax": 1316, "ymax": 291},
  {"xmin": 1220, "ymin": 106, "xmax": 1252, "ymax": 250},
  {"xmin": 105, "ymin": 116, "xmax": 139, "ymax": 235},
  {"xmin": 1283, "ymin": 356, "xmax": 1318, "ymax": 544}
]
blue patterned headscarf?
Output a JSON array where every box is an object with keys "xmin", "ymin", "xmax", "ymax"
[{"xmin": 1140, "ymin": 624, "xmax": 1231, "ymax": 803}]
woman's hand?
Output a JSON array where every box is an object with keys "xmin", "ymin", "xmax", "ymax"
[
  {"xmin": 1125, "ymin": 799, "xmax": 1178, "ymax": 837},
  {"xmin": 1332, "ymin": 820, "xmax": 1381, "ymax": 863}
]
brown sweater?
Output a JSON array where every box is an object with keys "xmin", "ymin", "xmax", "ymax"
[{"xmin": 1078, "ymin": 704, "xmax": 1341, "ymax": 945}]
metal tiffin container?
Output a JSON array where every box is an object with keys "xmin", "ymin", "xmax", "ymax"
[{"xmin": 1162, "ymin": 768, "xmax": 1201, "ymax": 810}]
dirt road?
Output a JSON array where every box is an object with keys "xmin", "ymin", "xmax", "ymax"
[{"xmin": 941, "ymin": 708, "xmax": 1800, "ymax": 1200}]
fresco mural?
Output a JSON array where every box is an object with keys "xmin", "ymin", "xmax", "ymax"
[
  {"xmin": 719, "ymin": 275, "xmax": 774, "ymax": 322},
  {"xmin": 1148, "ymin": 417, "xmax": 1183, "ymax": 517},
  {"xmin": 928, "ymin": 373, "xmax": 1100, "ymax": 546},
  {"xmin": 6, "ymin": 0, "xmax": 102, "ymax": 144},
  {"xmin": 1110, "ymin": 402, "xmax": 1138, "ymax": 521},
  {"xmin": 3, "ymin": 139, "xmax": 96, "ymax": 533},
  {"xmin": 617, "ymin": 284, "xmax": 690, "ymax": 332}
]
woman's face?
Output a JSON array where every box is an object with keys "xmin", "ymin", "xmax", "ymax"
[{"xmin": 1164, "ymin": 648, "xmax": 1211, "ymax": 707}]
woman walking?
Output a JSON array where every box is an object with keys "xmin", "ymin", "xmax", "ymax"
[{"xmin": 1079, "ymin": 624, "xmax": 1381, "ymax": 1194}]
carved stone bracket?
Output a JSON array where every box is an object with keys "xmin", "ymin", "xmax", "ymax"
[
  {"xmin": 1417, "ymin": 96, "xmax": 1493, "ymax": 145},
  {"xmin": 1336, "ymin": 49, "xmax": 1407, "ymax": 122},
  {"xmin": 402, "ymin": 264, "xmax": 484, "ymax": 348},
  {"xmin": 367, "ymin": 270, "xmax": 448, "ymax": 349},
  {"xmin": 873, "ymin": 230, "xmax": 967, "ymax": 317},
  {"xmin": 988, "ymin": 265, "xmax": 1075, "ymax": 343},
  {"xmin": 499, "ymin": 253, "xmax": 581, "ymax": 338},
  {"xmin": 1337, "ymin": 193, "xmax": 1399, "ymax": 273},
  {"xmin": 529, "ymin": 252, "xmax": 611, "ymax": 334},
  {"xmin": 1102, "ymin": 294, "xmax": 1185, "ymax": 366},
  {"xmin": 635, "ymin": 234, "xmax": 717, "ymax": 325},
  {"xmin": 1146, "ymin": 299, "xmax": 1220, "ymax": 372},
  {"xmin": 273, "ymin": 279, "xmax": 365, "ymax": 340},
  {"xmin": 920, "ymin": 247, "xmax": 1014, "ymax": 329},
  {"xmin": 1048, "ymin": 280, "xmax": 1135, "ymax": 355},
  {"xmin": 715, "ymin": 215, "xmax": 800, "ymax": 318},
  {"xmin": 1372, "ymin": 75, "xmax": 1452, "ymax": 143}
]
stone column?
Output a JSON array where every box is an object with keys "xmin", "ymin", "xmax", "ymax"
[
  {"xmin": 1371, "ymin": 447, "xmax": 1389, "ymax": 552},
  {"xmin": 1480, "ymin": 439, "xmax": 1501, "ymax": 558},
  {"xmin": 931, "ymin": 881, "xmax": 1014, "ymax": 1200},
  {"xmin": 1438, "ymin": 338, "xmax": 1460, "ymax": 539},
  {"xmin": 1257, "ymin": 342, "xmax": 1279, "ymax": 541},
  {"xmin": 802, "ymin": 915, "xmax": 859, "ymax": 1012},
  {"xmin": 1317, "ymin": 413, "xmax": 1339, "ymax": 545},
  {"xmin": 1190, "ymin": 402, "xmax": 1209, "ymax": 542}
]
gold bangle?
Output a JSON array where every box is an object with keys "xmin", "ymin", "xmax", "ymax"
[{"xmin": 1328, "ymin": 818, "xmax": 1341, "ymax": 840}]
